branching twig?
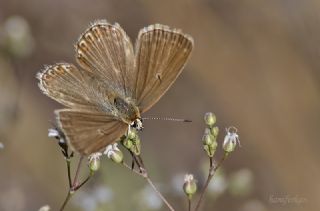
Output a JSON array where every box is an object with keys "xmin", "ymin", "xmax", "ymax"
[
  {"xmin": 74, "ymin": 172, "xmax": 93, "ymax": 191},
  {"xmin": 60, "ymin": 190, "xmax": 72, "ymax": 211},
  {"xmin": 145, "ymin": 175, "xmax": 175, "ymax": 211},
  {"xmin": 66, "ymin": 158, "xmax": 72, "ymax": 188},
  {"xmin": 122, "ymin": 150, "xmax": 175, "ymax": 211},
  {"xmin": 194, "ymin": 152, "xmax": 229, "ymax": 211},
  {"xmin": 71, "ymin": 156, "xmax": 84, "ymax": 188},
  {"xmin": 122, "ymin": 162, "xmax": 144, "ymax": 177},
  {"xmin": 59, "ymin": 156, "xmax": 93, "ymax": 211}
]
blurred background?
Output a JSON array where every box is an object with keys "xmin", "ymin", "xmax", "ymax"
[{"xmin": 0, "ymin": 0, "xmax": 319, "ymax": 210}]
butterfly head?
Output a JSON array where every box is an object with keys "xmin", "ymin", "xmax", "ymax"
[{"xmin": 131, "ymin": 118, "xmax": 143, "ymax": 131}]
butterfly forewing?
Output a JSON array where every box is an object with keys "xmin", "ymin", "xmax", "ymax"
[
  {"xmin": 75, "ymin": 20, "xmax": 135, "ymax": 98},
  {"xmin": 56, "ymin": 109, "xmax": 127, "ymax": 155},
  {"xmin": 38, "ymin": 63, "xmax": 118, "ymax": 114},
  {"xmin": 37, "ymin": 63, "xmax": 99, "ymax": 110},
  {"xmin": 134, "ymin": 24, "xmax": 194, "ymax": 113}
]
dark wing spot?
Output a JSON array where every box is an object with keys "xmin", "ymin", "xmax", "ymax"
[{"xmin": 156, "ymin": 73, "xmax": 162, "ymax": 83}]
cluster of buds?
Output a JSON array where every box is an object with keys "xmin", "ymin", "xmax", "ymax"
[
  {"xmin": 88, "ymin": 143, "xmax": 125, "ymax": 172},
  {"xmin": 203, "ymin": 112, "xmax": 219, "ymax": 157},
  {"xmin": 121, "ymin": 128, "xmax": 141, "ymax": 155}
]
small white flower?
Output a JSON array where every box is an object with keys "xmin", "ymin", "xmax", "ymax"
[
  {"xmin": 48, "ymin": 128, "xmax": 59, "ymax": 138},
  {"xmin": 224, "ymin": 127, "xmax": 240, "ymax": 145},
  {"xmin": 223, "ymin": 127, "xmax": 241, "ymax": 152},
  {"xmin": 184, "ymin": 174, "xmax": 194, "ymax": 183},
  {"xmin": 103, "ymin": 143, "xmax": 123, "ymax": 163},
  {"xmin": 48, "ymin": 128, "xmax": 65, "ymax": 143},
  {"xmin": 88, "ymin": 152, "xmax": 102, "ymax": 162},
  {"xmin": 103, "ymin": 143, "xmax": 120, "ymax": 158}
]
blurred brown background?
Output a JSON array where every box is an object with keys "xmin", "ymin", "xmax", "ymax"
[{"xmin": 0, "ymin": 0, "xmax": 319, "ymax": 210}]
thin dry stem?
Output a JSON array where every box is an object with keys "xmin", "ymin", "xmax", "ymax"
[
  {"xmin": 194, "ymin": 153, "xmax": 229, "ymax": 211},
  {"xmin": 122, "ymin": 152, "xmax": 175, "ymax": 211},
  {"xmin": 60, "ymin": 156, "xmax": 93, "ymax": 211}
]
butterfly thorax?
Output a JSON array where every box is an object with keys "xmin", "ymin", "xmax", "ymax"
[{"xmin": 113, "ymin": 96, "xmax": 141, "ymax": 126}]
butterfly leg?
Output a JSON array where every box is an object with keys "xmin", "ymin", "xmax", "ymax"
[
  {"xmin": 128, "ymin": 150, "xmax": 146, "ymax": 175},
  {"xmin": 128, "ymin": 150, "xmax": 135, "ymax": 170}
]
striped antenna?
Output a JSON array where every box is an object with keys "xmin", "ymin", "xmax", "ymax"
[{"xmin": 142, "ymin": 117, "xmax": 192, "ymax": 122}]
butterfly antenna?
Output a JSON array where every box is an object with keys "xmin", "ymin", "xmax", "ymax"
[{"xmin": 142, "ymin": 117, "xmax": 192, "ymax": 122}]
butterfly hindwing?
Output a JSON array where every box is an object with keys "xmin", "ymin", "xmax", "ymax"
[{"xmin": 56, "ymin": 109, "xmax": 127, "ymax": 155}]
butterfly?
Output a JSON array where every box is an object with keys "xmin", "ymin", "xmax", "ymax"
[{"xmin": 37, "ymin": 20, "xmax": 194, "ymax": 155}]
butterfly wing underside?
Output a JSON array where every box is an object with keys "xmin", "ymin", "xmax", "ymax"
[
  {"xmin": 37, "ymin": 63, "xmax": 98, "ymax": 110},
  {"xmin": 37, "ymin": 62, "xmax": 129, "ymax": 155},
  {"xmin": 56, "ymin": 109, "xmax": 127, "ymax": 155},
  {"xmin": 75, "ymin": 20, "xmax": 135, "ymax": 99},
  {"xmin": 134, "ymin": 24, "xmax": 194, "ymax": 113},
  {"xmin": 38, "ymin": 20, "xmax": 194, "ymax": 155}
]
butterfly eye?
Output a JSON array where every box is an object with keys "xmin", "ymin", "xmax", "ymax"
[{"xmin": 130, "ymin": 118, "xmax": 143, "ymax": 131}]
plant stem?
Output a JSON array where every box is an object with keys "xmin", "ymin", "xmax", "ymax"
[
  {"xmin": 66, "ymin": 158, "xmax": 72, "ymax": 188},
  {"xmin": 188, "ymin": 198, "xmax": 191, "ymax": 211},
  {"xmin": 60, "ymin": 191, "xmax": 72, "ymax": 211},
  {"xmin": 122, "ymin": 152, "xmax": 175, "ymax": 211},
  {"xmin": 122, "ymin": 162, "xmax": 144, "ymax": 176},
  {"xmin": 72, "ymin": 156, "xmax": 84, "ymax": 188},
  {"xmin": 194, "ymin": 153, "xmax": 228, "ymax": 211},
  {"xmin": 136, "ymin": 154, "xmax": 174, "ymax": 211},
  {"xmin": 145, "ymin": 176, "xmax": 175, "ymax": 211},
  {"xmin": 74, "ymin": 172, "xmax": 93, "ymax": 191},
  {"xmin": 60, "ymin": 156, "xmax": 91, "ymax": 211}
]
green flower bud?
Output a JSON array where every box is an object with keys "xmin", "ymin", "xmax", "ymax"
[
  {"xmin": 204, "ymin": 112, "xmax": 216, "ymax": 127},
  {"xmin": 104, "ymin": 143, "xmax": 124, "ymax": 163},
  {"xmin": 130, "ymin": 135, "xmax": 141, "ymax": 155},
  {"xmin": 88, "ymin": 152, "xmax": 102, "ymax": 172},
  {"xmin": 203, "ymin": 142, "xmax": 218, "ymax": 157},
  {"xmin": 183, "ymin": 174, "xmax": 197, "ymax": 199},
  {"xmin": 127, "ymin": 128, "xmax": 137, "ymax": 140},
  {"xmin": 203, "ymin": 130, "xmax": 218, "ymax": 157},
  {"xmin": 122, "ymin": 138, "xmax": 133, "ymax": 149},
  {"xmin": 211, "ymin": 126, "xmax": 219, "ymax": 137},
  {"xmin": 111, "ymin": 150, "xmax": 124, "ymax": 163},
  {"xmin": 202, "ymin": 133, "xmax": 214, "ymax": 146},
  {"xmin": 89, "ymin": 158, "xmax": 100, "ymax": 172},
  {"xmin": 203, "ymin": 145, "xmax": 210, "ymax": 156}
]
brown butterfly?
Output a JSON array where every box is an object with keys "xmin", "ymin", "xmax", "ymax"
[{"xmin": 37, "ymin": 20, "xmax": 193, "ymax": 155}]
